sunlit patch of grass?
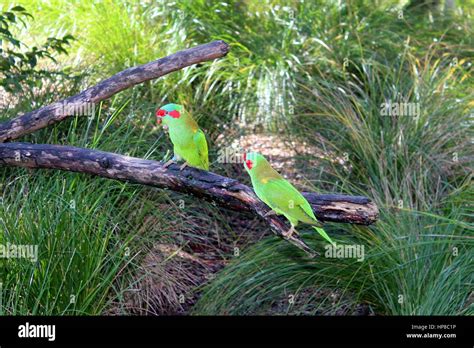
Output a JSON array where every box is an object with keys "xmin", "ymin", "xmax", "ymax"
[{"xmin": 295, "ymin": 49, "xmax": 471, "ymax": 209}]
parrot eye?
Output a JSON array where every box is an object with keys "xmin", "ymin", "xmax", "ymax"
[
  {"xmin": 168, "ymin": 110, "xmax": 181, "ymax": 118},
  {"xmin": 246, "ymin": 159, "xmax": 253, "ymax": 170},
  {"xmin": 156, "ymin": 109, "xmax": 166, "ymax": 117}
]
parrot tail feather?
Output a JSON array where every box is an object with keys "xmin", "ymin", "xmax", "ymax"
[{"xmin": 312, "ymin": 226, "xmax": 335, "ymax": 246}]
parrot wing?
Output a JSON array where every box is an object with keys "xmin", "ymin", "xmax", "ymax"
[
  {"xmin": 193, "ymin": 129, "xmax": 209, "ymax": 170},
  {"xmin": 259, "ymin": 178, "xmax": 333, "ymax": 244},
  {"xmin": 257, "ymin": 178, "xmax": 317, "ymax": 224},
  {"xmin": 298, "ymin": 195, "xmax": 320, "ymax": 223}
]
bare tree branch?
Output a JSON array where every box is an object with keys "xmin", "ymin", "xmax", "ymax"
[
  {"xmin": 0, "ymin": 40, "xmax": 230, "ymax": 143},
  {"xmin": 0, "ymin": 142, "xmax": 379, "ymax": 257}
]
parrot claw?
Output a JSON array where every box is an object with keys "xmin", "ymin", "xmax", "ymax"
[
  {"xmin": 264, "ymin": 210, "xmax": 277, "ymax": 217},
  {"xmin": 163, "ymin": 159, "xmax": 175, "ymax": 168},
  {"xmin": 282, "ymin": 226, "xmax": 298, "ymax": 239},
  {"xmin": 179, "ymin": 162, "xmax": 188, "ymax": 171}
]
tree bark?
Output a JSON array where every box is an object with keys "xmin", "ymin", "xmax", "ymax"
[
  {"xmin": 0, "ymin": 40, "xmax": 230, "ymax": 143},
  {"xmin": 0, "ymin": 142, "xmax": 379, "ymax": 257}
]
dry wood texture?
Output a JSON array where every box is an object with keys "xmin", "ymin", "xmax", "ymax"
[{"xmin": 0, "ymin": 40, "xmax": 230, "ymax": 143}]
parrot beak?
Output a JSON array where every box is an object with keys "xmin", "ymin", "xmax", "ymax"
[{"xmin": 156, "ymin": 117, "xmax": 162, "ymax": 125}]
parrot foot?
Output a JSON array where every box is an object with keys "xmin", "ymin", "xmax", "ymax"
[
  {"xmin": 163, "ymin": 159, "xmax": 175, "ymax": 168},
  {"xmin": 264, "ymin": 210, "xmax": 277, "ymax": 217},
  {"xmin": 179, "ymin": 162, "xmax": 188, "ymax": 171},
  {"xmin": 282, "ymin": 226, "xmax": 297, "ymax": 239}
]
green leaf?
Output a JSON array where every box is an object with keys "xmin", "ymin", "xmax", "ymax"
[{"xmin": 10, "ymin": 6, "xmax": 26, "ymax": 12}]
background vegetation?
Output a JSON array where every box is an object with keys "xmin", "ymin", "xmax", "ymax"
[{"xmin": 0, "ymin": 0, "xmax": 472, "ymax": 315}]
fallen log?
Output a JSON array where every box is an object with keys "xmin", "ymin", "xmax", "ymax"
[{"xmin": 0, "ymin": 142, "xmax": 379, "ymax": 257}]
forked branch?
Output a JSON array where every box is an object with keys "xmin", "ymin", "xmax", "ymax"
[{"xmin": 0, "ymin": 143, "xmax": 379, "ymax": 256}]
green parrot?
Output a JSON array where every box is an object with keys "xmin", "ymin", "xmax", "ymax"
[
  {"xmin": 243, "ymin": 152, "xmax": 334, "ymax": 244},
  {"xmin": 155, "ymin": 103, "xmax": 209, "ymax": 170}
]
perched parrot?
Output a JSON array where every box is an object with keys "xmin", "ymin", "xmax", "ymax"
[
  {"xmin": 155, "ymin": 103, "xmax": 209, "ymax": 170},
  {"xmin": 243, "ymin": 152, "xmax": 334, "ymax": 244}
]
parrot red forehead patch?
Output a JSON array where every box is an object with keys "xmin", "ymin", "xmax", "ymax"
[
  {"xmin": 156, "ymin": 109, "xmax": 166, "ymax": 117},
  {"xmin": 169, "ymin": 110, "xmax": 180, "ymax": 118}
]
